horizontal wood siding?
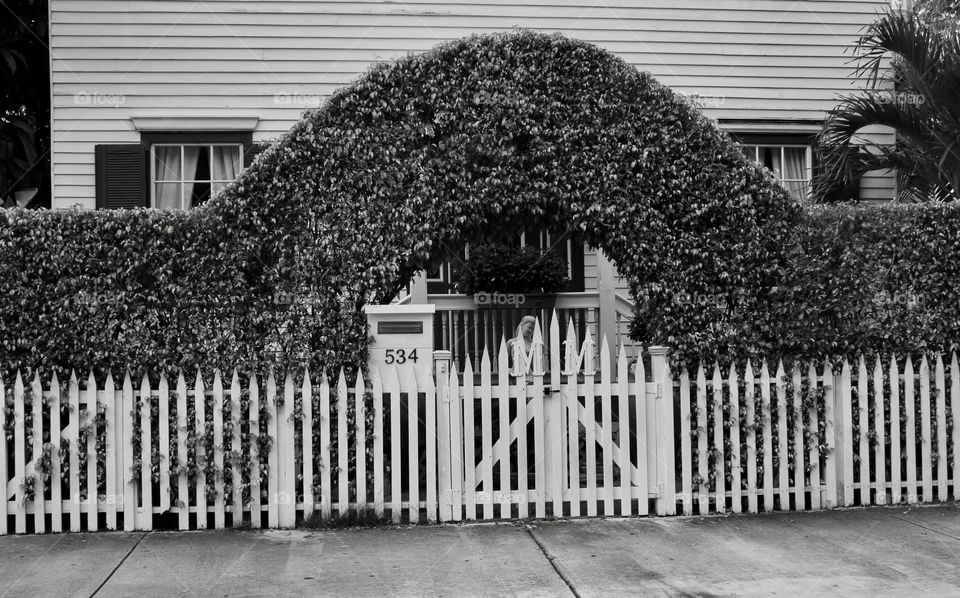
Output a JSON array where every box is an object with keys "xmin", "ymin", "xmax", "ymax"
[{"xmin": 51, "ymin": 0, "xmax": 891, "ymax": 208}]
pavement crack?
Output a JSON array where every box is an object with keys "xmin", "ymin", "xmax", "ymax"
[
  {"xmin": 89, "ymin": 531, "xmax": 150, "ymax": 597},
  {"xmin": 889, "ymin": 514, "xmax": 960, "ymax": 541},
  {"xmin": 524, "ymin": 525, "xmax": 582, "ymax": 598}
]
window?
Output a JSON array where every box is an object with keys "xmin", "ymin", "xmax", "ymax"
[
  {"xmin": 741, "ymin": 144, "xmax": 812, "ymax": 200},
  {"xmin": 95, "ymin": 130, "xmax": 255, "ymax": 210},
  {"xmin": 151, "ymin": 143, "xmax": 243, "ymax": 209},
  {"xmin": 426, "ymin": 228, "xmax": 585, "ymax": 294}
]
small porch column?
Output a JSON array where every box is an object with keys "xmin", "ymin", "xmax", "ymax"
[
  {"xmin": 596, "ymin": 249, "xmax": 619, "ymax": 349},
  {"xmin": 408, "ymin": 271, "xmax": 429, "ymax": 304}
]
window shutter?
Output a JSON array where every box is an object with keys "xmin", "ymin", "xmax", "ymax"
[{"xmin": 95, "ymin": 144, "xmax": 147, "ymax": 209}]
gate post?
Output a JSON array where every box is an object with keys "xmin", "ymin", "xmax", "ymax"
[
  {"xmin": 434, "ymin": 351, "xmax": 454, "ymax": 522},
  {"xmin": 649, "ymin": 346, "xmax": 677, "ymax": 516}
]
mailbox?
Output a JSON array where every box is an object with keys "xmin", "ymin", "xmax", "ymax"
[{"xmin": 364, "ymin": 304, "xmax": 436, "ymax": 382}]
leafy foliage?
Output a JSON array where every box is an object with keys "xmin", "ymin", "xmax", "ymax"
[
  {"xmin": 813, "ymin": 8, "xmax": 960, "ymax": 202},
  {"xmin": 6, "ymin": 31, "xmax": 955, "ymax": 378},
  {"xmin": 765, "ymin": 203, "xmax": 960, "ymax": 360},
  {"xmin": 0, "ymin": 31, "xmax": 800, "ymax": 377},
  {"xmin": 453, "ymin": 243, "xmax": 569, "ymax": 294}
]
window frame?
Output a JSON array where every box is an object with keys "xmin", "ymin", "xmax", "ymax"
[
  {"xmin": 150, "ymin": 143, "xmax": 244, "ymax": 209},
  {"xmin": 140, "ymin": 131, "xmax": 254, "ymax": 210},
  {"xmin": 731, "ymin": 132, "xmax": 815, "ymax": 201}
]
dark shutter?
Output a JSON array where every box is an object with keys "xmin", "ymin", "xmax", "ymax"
[{"xmin": 95, "ymin": 144, "xmax": 147, "ymax": 209}]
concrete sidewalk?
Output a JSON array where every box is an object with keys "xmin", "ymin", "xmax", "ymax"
[{"xmin": 1, "ymin": 505, "xmax": 958, "ymax": 598}]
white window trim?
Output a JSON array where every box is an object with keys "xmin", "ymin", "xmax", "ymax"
[
  {"xmin": 149, "ymin": 142, "xmax": 244, "ymax": 209},
  {"xmin": 742, "ymin": 143, "xmax": 813, "ymax": 200}
]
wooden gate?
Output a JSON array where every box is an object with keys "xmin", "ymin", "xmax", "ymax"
[{"xmin": 433, "ymin": 313, "xmax": 674, "ymax": 521}]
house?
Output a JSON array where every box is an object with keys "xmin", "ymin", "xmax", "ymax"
[{"xmin": 48, "ymin": 0, "xmax": 896, "ymax": 365}]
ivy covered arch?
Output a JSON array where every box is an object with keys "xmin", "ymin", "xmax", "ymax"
[{"xmin": 210, "ymin": 31, "xmax": 799, "ymax": 369}]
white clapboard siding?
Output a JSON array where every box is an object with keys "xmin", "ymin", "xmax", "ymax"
[{"xmin": 50, "ymin": 0, "xmax": 890, "ymax": 208}]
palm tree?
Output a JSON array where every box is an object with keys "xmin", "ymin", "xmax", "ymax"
[{"xmin": 813, "ymin": 8, "xmax": 960, "ymax": 202}]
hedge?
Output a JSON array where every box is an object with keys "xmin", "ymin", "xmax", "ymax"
[
  {"xmin": 1, "ymin": 31, "xmax": 958, "ymax": 381},
  {"xmin": 0, "ymin": 207, "xmax": 289, "ymax": 377}
]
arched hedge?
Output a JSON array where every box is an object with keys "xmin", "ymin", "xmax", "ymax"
[
  {"xmin": 4, "ymin": 31, "xmax": 960, "ymax": 378},
  {"xmin": 207, "ymin": 30, "xmax": 800, "ymax": 370}
]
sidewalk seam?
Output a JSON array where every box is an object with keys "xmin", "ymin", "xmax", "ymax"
[
  {"xmin": 88, "ymin": 531, "xmax": 150, "ymax": 597},
  {"xmin": 889, "ymin": 514, "xmax": 960, "ymax": 541},
  {"xmin": 524, "ymin": 525, "xmax": 582, "ymax": 598}
]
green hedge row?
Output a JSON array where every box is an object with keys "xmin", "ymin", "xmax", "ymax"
[
  {"xmin": 1, "ymin": 31, "xmax": 958, "ymax": 380},
  {"xmin": 0, "ymin": 207, "xmax": 302, "ymax": 377},
  {"xmin": 771, "ymin": 203, "xmax": 960, "ymax": 359}
]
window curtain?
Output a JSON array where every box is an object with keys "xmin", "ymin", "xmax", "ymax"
[
  {"xmin": 211, "ymin": 146, "xmax": 240, "ymax": 199},
  {"xmin": 181, "ymin": 146, "xmax": 202, "ymax": 208},
  {"xmin": 782, "ymin": 147, "xmax": 807, "ymax": 198},
  {"xmin": 154, "ymin": 147, "xmax": 182, "ymax": 210},
  {"xmin": 759, "ymin": 146, "xmax": 782, "ymax": 178}
]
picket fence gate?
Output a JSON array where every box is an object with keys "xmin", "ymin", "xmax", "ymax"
[{"xmin": 2, "ymin": 313, "xmax": 959, "ymax": 534}]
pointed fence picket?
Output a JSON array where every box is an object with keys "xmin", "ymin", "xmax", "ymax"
[{"xmin": 3, "ymin": 335, "xmax": 958, "ymax": 535}]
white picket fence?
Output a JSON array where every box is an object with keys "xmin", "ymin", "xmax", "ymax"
[
  {"xmin": 2, "ymin": 313, "xmax": 958, "ymax": 534},
  {"xmin": 674, "ymin": 354, "xmax": 960, "ymax": 515}
]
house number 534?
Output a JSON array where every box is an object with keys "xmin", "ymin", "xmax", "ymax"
[{"xmin": 384, "ymin": 348, "xmax": 419, "ymax": 364}]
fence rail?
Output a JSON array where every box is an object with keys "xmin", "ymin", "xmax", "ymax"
[{"xmin": 3, "ymin": 314, "xmax": 959, "ymax": 534}]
